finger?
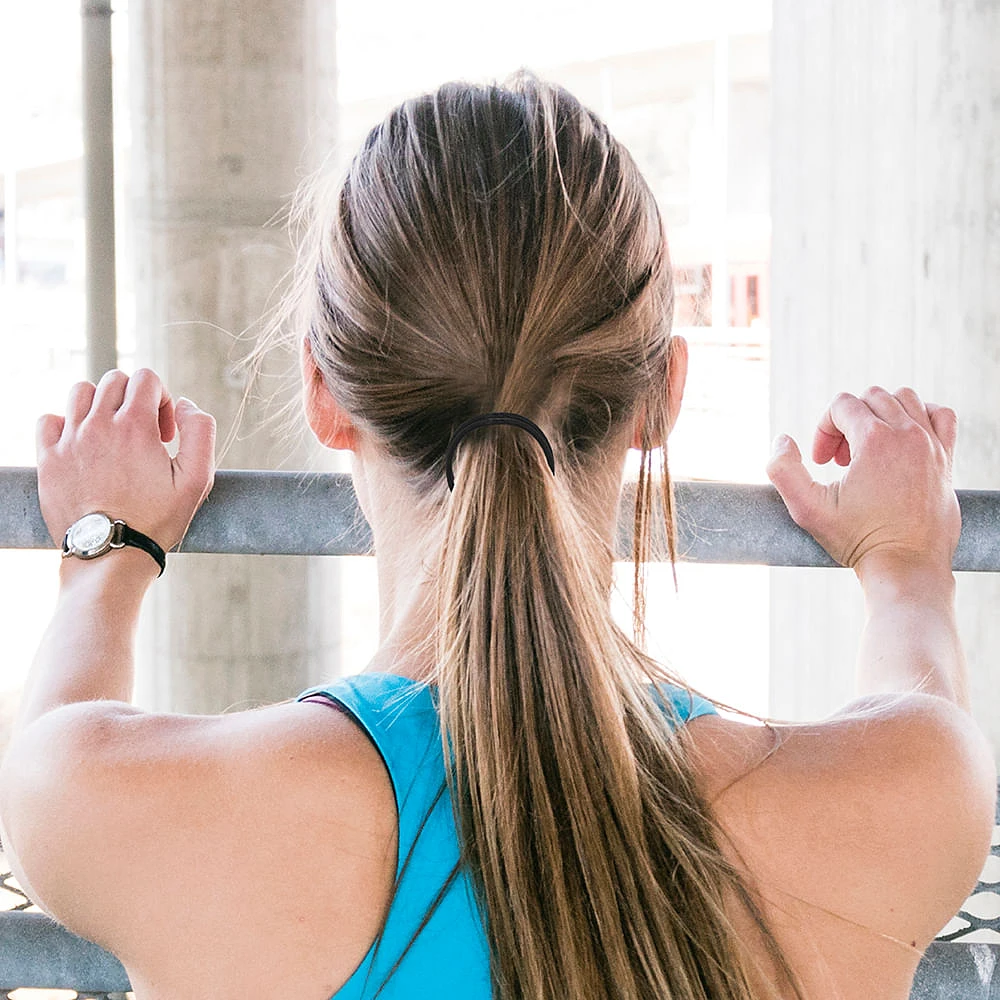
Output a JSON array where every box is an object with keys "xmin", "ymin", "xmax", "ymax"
[
  {"xmin": 833, "ymin": 436, "xmax": 852, "ymax": 467},
  {"xmin": 90, "ymin": 369, "xmax": 130, "ymax": 418},
  {"xmin": 120, "ymin": 368, "xmax": 176, "ymax": 442},
  {"xmin": 927, "ymin": 404, "xmax": 958, "ymax": 454},
  {"xmin": 172, "ymin": 398, "xmax": 217, "ymax": 504},
  {"xmin": 860, "ymin": 385, "xmax": 909, "ymax": 426},
  {"xmin": 812, "ymin": 392, "xmax": 875, "ymax": 465},
  {"xmin": 36, "ymin": 414, "xmax": 64, "ymax": 454},
  {"xmin": 63, "ymin": 381, "xmax": 97, "ymax": 432},
  {"xmin": 813, "ymin": 422, "xmax": 847, "ymax": 465},
  {"xmin": 159, "ymin": 391, "xmax": 177, "ymax": 443},
  {"xmin": 892, "ymin": 386, "xmax": 934, "ymax": 431},
  {"xmin": 767, "ymin": 434, "xmax": 827, "ymax": 529}
]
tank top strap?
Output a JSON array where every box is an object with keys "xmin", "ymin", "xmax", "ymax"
[
  {"xmin": 297, "ymin": 673, "xmax": 492, "ymax": 999},
  {"xmin": 300, "ymin": 673, "xmax": 445, "ymax": 846},
  {"xmin": 652, "ymin": 680, "xmax": 719, "ymax": 725}
]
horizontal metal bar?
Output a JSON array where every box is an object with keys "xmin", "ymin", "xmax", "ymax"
[
  {"xmin": 0, "ymin": 910, "xmax": 130, "ymax": 991},
  {"xmin": 0, "ymin": 468, "xmax": 373, "ymax": 558},
  {"xmin": 0, "ymin": 908, "xmax": 992, "ymax": 993},
  {"xmin": 910, "ymin": 942, "xmax": 1000, "ymax": 998},
  {"xmin": 2, "ymin": 467, "xmax": 999, "ymax": 570}
]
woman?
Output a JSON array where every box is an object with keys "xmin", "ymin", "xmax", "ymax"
[{"xmin": 0, "ymin": 76, "xmax": 995, "ymax": 1000}]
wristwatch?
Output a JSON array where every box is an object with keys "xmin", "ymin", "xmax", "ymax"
[{"xmin": 62, "ymin": 512, "xmax": 166, "ymax": 577}]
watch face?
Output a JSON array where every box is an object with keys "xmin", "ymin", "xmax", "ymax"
[{"xmin": 68, "ymin": 513, "xmax": 114, "ymax": 557}]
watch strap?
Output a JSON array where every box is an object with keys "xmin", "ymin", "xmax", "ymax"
[{"xmin": 116, "ymin": 522, "xmax": 167, "ymax": 577}]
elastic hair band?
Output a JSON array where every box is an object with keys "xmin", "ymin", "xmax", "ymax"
[{"xmin": 444, "ymin": 412, "xmax": 556, "ymax": 491}]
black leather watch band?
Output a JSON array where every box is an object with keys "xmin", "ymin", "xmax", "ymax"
[{"xmin": 118, "ymin": 522, "xmax": 167, "ymax": 577}]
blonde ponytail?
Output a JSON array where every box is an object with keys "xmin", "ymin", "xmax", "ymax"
[
  {"xmin": 295, "ymin": 73, "xmax": 802, "ymax": 1000},
  {"xmin": 435, "ymin": 389, "xmax": 784, "ymax": 998}
]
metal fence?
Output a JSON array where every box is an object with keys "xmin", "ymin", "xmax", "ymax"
[{"xmin": 0, "ymin": 466, "xmax": 998, "ymax": 998}]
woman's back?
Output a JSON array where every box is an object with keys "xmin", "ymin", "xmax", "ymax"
[
  {"xmin": 297, "ymin": 673, "xmax": 718, "ymax": 998},
  {"xmin": 292, "ymin": 675, "xmax": 986, "ymax": 1000},
  {"xmin": 6, "ymin": 667, "xmax": 982, "ymax": 1000}
]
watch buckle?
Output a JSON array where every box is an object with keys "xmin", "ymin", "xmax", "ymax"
[{"xmin": 109, "ymin": 519, "xmax": 128, "ymax": 549}]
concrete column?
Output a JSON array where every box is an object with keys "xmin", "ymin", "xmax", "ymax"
[
  {"xmin": 82, "ymin": 0, "xmax": 118, "ymax": 380},
  {"xmin": 130, "ymin": 0, "xmax": 339, "ymax": 713},
  {"xmin": 770, "ymin": 0, "xmax": 1000, "ymax": 747}
]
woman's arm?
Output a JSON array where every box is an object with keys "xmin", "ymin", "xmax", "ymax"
[
  {"xmin": 760, "ymin": 386, "xmax": 997, "ymax": 954},
  {"xmin": 853, "ymin": 558, "xmax": 966, "ymax": 707},
  {"xmin": 13, "ymin": 552, "xmax": 156, "ymax": 731},
  {"xmin": 0, "ymin": 368, "xmax": 215, "ymax": 902},
  {"xmin": 10, "ymin": 368, "xmax": 214, "ymax": 730}
]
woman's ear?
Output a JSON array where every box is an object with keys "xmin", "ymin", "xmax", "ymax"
[
  {"xmin": 665, "ymin": 334, "xmax": 688, "ymax": 433},
  {"xmin": 631, "ymin": 335, "xmax": 689, "ymax": 448},
  {"xmin": 302, "ymin": 338, "xmax": 358, "ymax": 450}
]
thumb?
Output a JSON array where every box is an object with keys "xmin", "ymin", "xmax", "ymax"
[
  {"xmin": 766, "ymin": 433, "xmax": 824, "ymax": 529},
  {"xmin": 173, "ymin": 397, "xmax": 217, "ymax": 504}
]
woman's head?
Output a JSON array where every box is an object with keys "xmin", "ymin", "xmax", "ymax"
[
  {"xmin": 292, "ymin": 76, "xmax": 796, "ymax": 1000},
  {"xmin": 303, "ymin": 75, "xmax": 678, "ymax": 504}
]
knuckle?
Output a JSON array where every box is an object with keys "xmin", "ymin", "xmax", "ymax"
[
  {"xmin": 75, "ymin": 419, "xmax": 100, "ymax": 443},
  {"xmin": 113, "ymin": 412, "xmax": 143, "ymax": 436},
  {"xmin": 899, "ymin": 422, "xmax": 930, "ymax": 447},
  {"xmin": 857, "ymin": 422, "xmax": 883, "ymax": 446}
]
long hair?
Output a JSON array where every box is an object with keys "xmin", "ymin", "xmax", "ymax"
[{"xmin": 298, "ymin": 75, "xmax": 800, "ymax": 1000}]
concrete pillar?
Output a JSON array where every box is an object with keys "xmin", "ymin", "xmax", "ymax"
[
  {"xmin": 130, "ymin": 0, "xmax": 339, "ymax": 713},
  {"xmin": 82, "ymin": 0, "xmax": 118, "ymax": 380},
  {"xmin": 770, "ymin": 0, "xmax": 1000, "ymax": 748}
]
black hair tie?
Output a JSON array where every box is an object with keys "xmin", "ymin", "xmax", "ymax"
[{"xmin": 444, "ymin": 412, "xmax": 556, "ymax": 491}]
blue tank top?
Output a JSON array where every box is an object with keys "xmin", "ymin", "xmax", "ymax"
[{"xmin": 297, "ymin": 672, "xmax": 718, "ymax": 1000}]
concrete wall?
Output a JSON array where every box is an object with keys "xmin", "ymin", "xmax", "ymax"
[
  {"xmin": 770, "ymin": 0, "xmax": 1000, "ymax": 748},
  {"xmin": 129, "ymin": 0, "xmax": 340, "ymax": 713}
]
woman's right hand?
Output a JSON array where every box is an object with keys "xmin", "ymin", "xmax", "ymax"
[
  {"xmin": 766, "ymin": 387, "xmax": 960, "ymax": 575},
  {"xmin": 36, "ymin": 369, "xmax": 216, "ymax": 557}
]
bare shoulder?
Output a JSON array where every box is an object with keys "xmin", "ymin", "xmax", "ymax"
[
  {"xmin": 687, "ymin": 694, "xmax": 996, "ymax": 951},
  {"xmin": 0, "ymin": 697, "xmax": 397, "ymax": 997}
]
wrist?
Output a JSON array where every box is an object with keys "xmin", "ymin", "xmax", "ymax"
[
  {"xmin": 59, "ymin": 544, "xmax": 162, "ymax": 591},
  {"xmin": 855, "ymin": 552, "xmax": 956, "ymax": 609}
]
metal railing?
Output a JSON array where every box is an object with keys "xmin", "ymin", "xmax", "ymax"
[
  {"xmin": 1, "ymin": 466, "xmax": 998, "ymax": 998},
  {"xmin": 3, "ymin": 466, "xmax": 1000, "ymax": 569}
]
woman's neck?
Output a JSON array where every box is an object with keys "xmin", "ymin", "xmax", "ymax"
[
  {"xmin": 353, "ymin": 456, "xmax": 443, "ymax": 680},
  {"xmin": 353, "ymin": 443, "xmax": 628, "ymax": 681}
]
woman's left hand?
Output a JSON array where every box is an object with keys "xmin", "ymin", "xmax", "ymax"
[{"xmin": 36, "ymin": 368, "xmax": 217, "ymax": 553}]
